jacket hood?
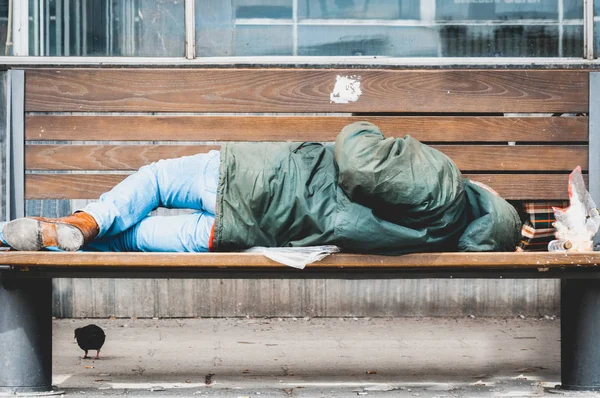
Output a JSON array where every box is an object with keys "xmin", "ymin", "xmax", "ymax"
[{"xmin": 458, "ymin": 180, "xmax": 522, "ymax": 252}]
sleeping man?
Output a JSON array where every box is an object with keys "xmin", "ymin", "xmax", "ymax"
[{"xmin": 0, "ymin": 122, "xmax": 521, "ymax": 254}]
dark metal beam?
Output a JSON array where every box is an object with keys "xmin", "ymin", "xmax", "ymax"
[
  {"xmin": 3, "ymin": 267, "xmax": 600, "ymax": 280},
  {"xmin": 561, "ymin": 279, "xmax": 600, "ymax": 390},
  {"xmin": 590, "ymin": 72, "xmax": 600, "ymax": 248},
  {"xmin": 0, "ymin": 70, "xmax": 54, "ymax": 394},
  {"xmin": 7, "ymin": 70, "xmax": 24, "ymax": 220},
  {"xmin": 0, "ymin": 278, "xmax": 53, "ymax": 393}
]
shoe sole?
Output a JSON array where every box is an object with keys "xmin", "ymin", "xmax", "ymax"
[{"xmin": 2, "ymin": 218, "xmax": 84, "ymax": 251}]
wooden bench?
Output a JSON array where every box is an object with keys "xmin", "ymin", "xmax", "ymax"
[{"xmin": 1, "ymin": 67, "xmax": 600, "ymax": 393}]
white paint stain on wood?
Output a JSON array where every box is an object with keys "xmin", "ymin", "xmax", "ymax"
[{"xmin": 330, "ymin": 75, "xmax": 362, "ymax": 104}]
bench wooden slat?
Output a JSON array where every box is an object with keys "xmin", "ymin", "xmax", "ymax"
[
  {"xmin": 1, "ymin": 251, "xmax": 599, "ymax": 268},
  {"xmin": 26, "ymin": 144, "xmax": 588, "ymax": 172},
  {"xmin": 26, "ymin": 145, "xmax": 219, "ymax": 170},
  {"xmin": 25, "ymin": 115, "xmax": 588, "ymax": 143},
  {"xmin": 25, "ymin": 173, "xmax": 581, "ymax": 200},
  {"xmin": 438, "ymin": 145, "xmax": 587, "ymax": 171},
  {"xmin": 25, "ymin": 69, "xmax": 588, "ymax": 113}
]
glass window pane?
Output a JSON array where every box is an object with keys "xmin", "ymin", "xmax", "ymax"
[
  {"xmin": 595, "ymin": 5, "xmax": 600, "ymax": 57},
  {"xmin": 564, "ymin": 0, "xmax": 583, "ymax": 19},
  {"xmin": 298, "ymin": 0, "xmax": 419, "ymax": 20},
  {"xmin": 236, "ymin": 25, "xmax": 293, "ymax": 55},
  {"xmin": 236, "ymin": 0, "xmax": 292, "ymax": 18},
  {"xmin": 0, "ymin": 0, "xmax": 7, "ymax": 55},
  {"xmin": 198, "ymin": 0, "xmax": 584, "ymax": 57},
  {"xmin": 442, "ymin": 26, "xmax": 560, "ymax": 57},
  {"xmin": 27, "ymin": 0, "xmax": 185, "ymax": 56},
  {"xmin": 595, "ymin": 22, "xmax": 600, "ymax": 58},
  {"xmin": 298, "ymin": 25, "xmax": 438, "ymax": 56},
  {"xmin": 196, "ymin": 0, "xmax": 292, "ymax": 56},
  {"xmin": 196, "ymin": 0, "xmax": 234, "ymax": 56},
  {"xmin": 437, "ymin": 0, "xmax": 558, "ymax": 21},
  {"xmin": 562, "ymin": 25, "xmax": 583, "ymax": 57}
]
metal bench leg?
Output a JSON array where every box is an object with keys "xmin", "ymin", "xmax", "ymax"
[
  {"xmin": 0, "ymin": 276, "xmax": 53, "ymax": 394},
  {"xmin": 561, "ymin": 279, "xmax": 600, "ymax": 390}
]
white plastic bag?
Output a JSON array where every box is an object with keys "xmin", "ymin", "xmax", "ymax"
[
  {"xmin": 244, "ymin": 245, "xmax": 341, "ymax": 269},
  {"xmin": 551, "ymin": 166, "xmax": 600, "ymax": 252}
]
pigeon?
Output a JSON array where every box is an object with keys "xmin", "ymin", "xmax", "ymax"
[{"xmin": 74, "ymin": 324, "xmax": 106, "ymax": 359}]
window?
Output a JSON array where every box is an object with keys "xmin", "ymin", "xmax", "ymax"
[
  {"xmin": 0, "ymin": 0, "xmax": 590, "ymax": 58},
  {"xmin": 4, "ymin": 0, "xmax": 185, "ymax": 56},
  {"xmin": 227, "ymin": 0, "xmax": 584, "ymax": 57}
]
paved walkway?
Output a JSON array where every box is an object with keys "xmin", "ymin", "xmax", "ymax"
[{"xmin": 50, "ymin": 317, "xmax": 595, "ymax": 397}]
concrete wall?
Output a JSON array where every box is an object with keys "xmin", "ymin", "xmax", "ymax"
[{"xmin": 51, "ymin": 277, "xmax": 560, "ymax": 318}]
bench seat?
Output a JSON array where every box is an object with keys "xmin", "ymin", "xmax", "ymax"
[{"xmin": 2, "ymin": 251, "xmax": 600, "ymax": 269}]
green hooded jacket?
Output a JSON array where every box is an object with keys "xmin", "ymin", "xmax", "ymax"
[{"xmin": 213, "ymin": 122, "xmax": 521, "ymax": 254}]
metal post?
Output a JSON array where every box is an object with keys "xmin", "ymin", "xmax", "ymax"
[
  {"xmin": 0, "ymin": 70, "xmax": 57, "ymax": 395},
  {"xmin": 558, "ymin": 0, "xmax": 563, "ymax": 57},
  {"xmin": 559, "ymin": 73, "xmax": 600, "ymax": 392},
  {"xmin": 39, "ymin": 0, "xmax": 45, "ymax": 56},
  {"xmin": 12, "ymin": 0, "xmax": 29, "ymax": 56},
  {"xmin": 185, "ymin": 0, "xmax": 195, "ymax": 59},
  {"xmin": 34, "ymin": 0, "xmax": 40, "ymax": 56},
  {"xmin": 63, "ymin": 0, "xmax": 70, "ymax": 56},
  {"xmin": 561, "ymin": 279, "xmax": 600, "ymax": 390},
  {"xmin": 0, "ymin": 277, "xmax": 54, "ymax": 393},
  {"xmin": 45, "ymin": 0, "xmax": 50, "ymax": 56},
  {"xmin": 7, "ymin": 70, "xmax": 24, "ymax": 221},
  {"xmin": 108, "ymin": 0, "xmax": 113, "ymax": 55},
  {"xmin": 82, "ymin": 0, "xmax": 87, "ymax": 55},
  {"xmin": 561, "ymin": 70, "xmax": 599, "ymax": 391},
  {"xmin": 56, "ymin": 0, "xmax": 62, "ymax": 55},
  {"xmin": 561, "ymin": 70, "xmax": 600, "ymax": 391},
  {"xmin": 75, "ymin": 0, "xmax": 81, "ymax": 56},
  {"xmin": 584, "ymin": 0, "xmax": 594, "ymax": 60},
  {"xmin": 292, "ymin": 0, "xmax": 297, "ymax": 57},
  {"xmin": 590, "ymin": 73, "xmax": 600, "ymax": 248},
  {"xmin": 0, "ymin": 72, "xmax": 5, "ymax": 220}
]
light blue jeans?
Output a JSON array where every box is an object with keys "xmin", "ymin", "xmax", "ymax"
[{"xmin": 83, "ymin": 151, "xmax": 220, "ymax": 252}]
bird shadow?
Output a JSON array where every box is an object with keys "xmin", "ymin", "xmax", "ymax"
[{"xmin": 77, "ymin": 355, "xmax": 119, "ymax": 361}]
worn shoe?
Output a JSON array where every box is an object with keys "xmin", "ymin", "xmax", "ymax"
[{"xmin": 1, "ymin": 212, "xmax": 99, "ymax": 251}]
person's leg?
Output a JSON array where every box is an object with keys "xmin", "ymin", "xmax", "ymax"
[
  {"xmin": 86, "ymin": 150, "xmax": 220, "ymax": 238},
  {"xmin": 85, "ymin": 211, "xmax": 215, "ymax": 252},
  {"xmin": 2, "ymin": 150, "xmax": 220, "ymax": 251}
]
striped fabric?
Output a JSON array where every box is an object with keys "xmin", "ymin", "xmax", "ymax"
[{"xmin": 518, "ymin": 201, "xmax": 568, "ymax": 251}]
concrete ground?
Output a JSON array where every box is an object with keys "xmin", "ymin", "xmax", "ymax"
[{"xmin": 50, "ymin": 317, "xmax": 598, "ymax": 397}]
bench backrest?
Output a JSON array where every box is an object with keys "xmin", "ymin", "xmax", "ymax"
[{"xmin": 22, "ymin": 68, "xmax": 589, "ymax": 202}]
